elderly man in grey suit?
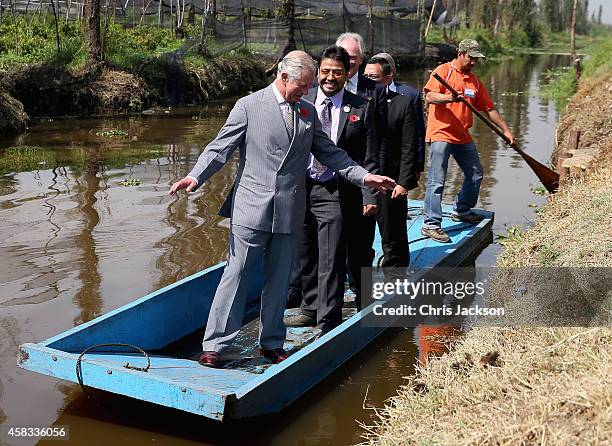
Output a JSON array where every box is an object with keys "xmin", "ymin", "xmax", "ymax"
[{"xmin": 169, "ymin": 51, "xmax": 395, "ymax": 368}]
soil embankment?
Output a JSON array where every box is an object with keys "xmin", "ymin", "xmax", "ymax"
[
  {"xmin": 364, "ymin": 68, "xmax": 612, "ymax": 445},
  {"xmin": 0, "ymin": 89, "xmax": 28, "ymax": 135},
  {"xmin": 0, "ymin": 53, "xmax": 267, "ymax": 122},
  {"xmin": 554, "ymin": 71, "xmax": 612, "ymax": 177}
]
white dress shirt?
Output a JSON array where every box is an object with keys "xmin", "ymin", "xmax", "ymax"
[
  {"xmin": 272, "ymin": 81, "xmax": 292, "ymax": 113},
  {"xmin": 307, "ymin": 87, "xmax": 345, "ymax": 181},
  {"xmin": 315, "ymin": 87, "xmax": 343, "ymax": 144},
  {"xmin": 345, "ymin": 72, "xmax": 359, "ymax": 94}
]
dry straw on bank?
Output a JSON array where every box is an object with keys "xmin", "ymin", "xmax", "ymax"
[
  {"xmin": 362, "ymin": 95, "xmax": 612, "ymax": 445},
  {"xmin": 362, "ymin": 326, "xmax": 611, "ymax": 445}
]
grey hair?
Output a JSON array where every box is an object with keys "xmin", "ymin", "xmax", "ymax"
[
  {"xmin": 372, "ymin": 52, "xmax": 396, "ymax": 70},
  {"xmin": 277, "ymin": 55, "xmax": 317, "ymax": 80},
  {"xmin": 336, "ymin": 33, "xmax": 365, "ymax": 58}
]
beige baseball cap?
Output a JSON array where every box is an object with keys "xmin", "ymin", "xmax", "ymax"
[{"xmin": 458, "ymin": 39, "xmax": 486, "ymax": 59}]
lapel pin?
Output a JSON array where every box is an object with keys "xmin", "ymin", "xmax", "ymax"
[{"xmin": 343, "ymin": 105, "xmax": 351, "ymax": 113}]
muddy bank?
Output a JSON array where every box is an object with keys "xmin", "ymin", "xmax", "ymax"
[
  {"xmin": 0, "ymin": 53, "xmax": 267, "ymax": 120},
  {"xmin": 0, "ymin": 89, "xmax": 28, "ymax": 134}
]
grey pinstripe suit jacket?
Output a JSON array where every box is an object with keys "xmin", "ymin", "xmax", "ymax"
[{"xmin": 188, "ymin": 84, "xmax": 369, "ymax": 234}]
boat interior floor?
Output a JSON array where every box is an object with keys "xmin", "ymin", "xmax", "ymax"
[{"xmin": 154, "ymin": 298, "xmax": 358, "ymax": 374}]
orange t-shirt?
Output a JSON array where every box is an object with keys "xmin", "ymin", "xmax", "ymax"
[{"xmin": 424, "ymin": 62, "xmax": 494, "ymax": 144}]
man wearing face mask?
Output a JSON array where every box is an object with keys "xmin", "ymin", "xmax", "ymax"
[
  {"xmin": 285, "ymin": 46, "xmax": 379, "ymax": 333},
  {"xmin": 421, "ymin": 39, "xmax": 515, "ymax": 243},
  {"xmin": 364, "ymin": 54, "xmax": 420, "ymax": 270}
]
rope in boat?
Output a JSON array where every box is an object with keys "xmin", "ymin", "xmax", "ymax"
[{"xmin": 76, "ymin": 343, "xmax": 150, "ymax": 399}]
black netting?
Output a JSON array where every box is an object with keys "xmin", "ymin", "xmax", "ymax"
[{"xmin": 8, "ymin": 0, "xmax": 440, "ymax": 56}]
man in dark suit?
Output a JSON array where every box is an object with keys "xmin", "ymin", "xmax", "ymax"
[
  {"xmin": 364, "ymin": 55, "xmax": 420, "ymax": 269},
  {"xmin": 368, "ymin": 52, "xmax": 425, "ymax": 172},
  {"xmin": 285, "ymin": 46, "xmax": 378, "ymax": 332},
  {"xmin": 336, "ymin": 33, "xmax": 378, "ymax": 99}
]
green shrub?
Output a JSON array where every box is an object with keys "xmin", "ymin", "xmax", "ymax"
[
  {"xmin": 0, "ymin": 17, "xmax": 211, "ymax": 71},
  {"xmin": 540, "ymin": 38, "xmax": 612, "ymax": 109},
  {"xmin": 0, "ymin": 17, "xmax": 83, "ymax": 69}
]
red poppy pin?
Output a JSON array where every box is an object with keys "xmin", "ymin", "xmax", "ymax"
[
  {"xmin": 348, "ymin": 114, "xmax": 360, "ymax": 123},
  {"xmin": 298, "ymin": 107, "xmax": 309, "ymax": 118}
]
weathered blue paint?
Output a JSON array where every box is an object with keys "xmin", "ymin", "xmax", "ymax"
[{"xmin": 17, "ymin": 201, "xmax": 493, "ymax": 420}]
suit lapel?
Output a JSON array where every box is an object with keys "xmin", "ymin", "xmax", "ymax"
[
  {"xmin": 337, "ymin": 95, "xmax": 351, "ymax": 142},
  {"xmin": 264, "ymin": 85, "xmax": 291, "ymax": 148}
]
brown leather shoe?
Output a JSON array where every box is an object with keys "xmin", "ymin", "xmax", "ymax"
[
  {"xmin": 283, "ymin": 313, "xmax": 316, "ymax": 327},
  {"xmin": 260, "ymin": 348, "xmax": 289, "ymax": 364},
  {"xmin": 198, "ymin": 351, "xmax": 221, "ymax": 368}
]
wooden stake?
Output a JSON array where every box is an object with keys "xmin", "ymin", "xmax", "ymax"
[{"xmin": 424, "ymin": 0, "xmax": 437, "ymax": 40}]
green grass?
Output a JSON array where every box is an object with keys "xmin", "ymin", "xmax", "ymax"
[
  {"xmin": 540, "ymin": 37, "xmax": 612, "ymax": 109},
  {"xmin": 0, "ymin": 17, "xmax": 223, "ymax": 72},
  {"xmin": 0, "ymin": 18, "xmax": 83, "ymax": 70}
]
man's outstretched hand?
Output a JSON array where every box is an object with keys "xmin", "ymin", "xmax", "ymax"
[
  {"xmin": 364, "ymin": 174, "xmax": 396, "ymax": 194},
  {"xmin": 169, "ymin": 177, "xmax": 197, "ymax": 195}
]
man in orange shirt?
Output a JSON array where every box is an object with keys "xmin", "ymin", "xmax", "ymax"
[{"xmin": 421, "ymin": 39, "xmax": 515, "ymax": 243}]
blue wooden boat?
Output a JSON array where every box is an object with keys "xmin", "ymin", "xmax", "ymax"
[{"xmin": 18, "ymin": 200, "xmax": 493, "ymax": 421}]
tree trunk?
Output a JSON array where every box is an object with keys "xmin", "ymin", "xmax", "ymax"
[
  {"xmin": 49, "ymin": 0, "xmax": 61, "ymax": 53},
  {"xmin": 10, "ymin": 0, "xmax": 20, "ymax": 55},
  {"xmin": 570, "ymin": 0, "xmax": 580, "ymax": 83},
  {"xmin": 84, "ymin": 0, "xmax": 103, "ymax": 71},
  {"xmin": 276, "ymin": 0, "xmax": 296, "ymax": 58},
  {"xmin": 418, "ymin": 0, "xmax": 426, "ymax": 60}
]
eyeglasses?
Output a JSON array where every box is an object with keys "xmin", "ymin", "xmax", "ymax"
[
  {"xmin": 320, "ymin": 68, "xmax": 345, "ymax": 78},
  {"xmin": 363, "ymin": 73, "xmax": 382, "ymax": 80}
]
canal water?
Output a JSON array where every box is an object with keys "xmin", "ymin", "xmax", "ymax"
[{"xmin": 0, "ymin": 54, "xmax": 567, "ymax": 445}]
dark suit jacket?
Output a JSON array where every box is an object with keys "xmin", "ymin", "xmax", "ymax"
[
  {"xmin": 378, "ymin": 89, "xmax": 419, "ymax": 191},
  {"xmin": 394, "ymin": 82, "xmax": 426, "ymax": 172},
  {"xmin": 305, "ymin": 87, "xmax": 379, "ymax": 205}
]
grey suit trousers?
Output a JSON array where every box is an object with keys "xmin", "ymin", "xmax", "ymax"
[{"xmin": 202, "ymin": 224, "xmax": 296, "ymax": 353}]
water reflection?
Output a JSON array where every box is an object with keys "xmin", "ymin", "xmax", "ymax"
[
  {"xmin": 72, "ymin": 153, "xmax": 103, "ymax": 325},
  {"xmin": 0, "ymin": 55, "xmax": 568, "ymax": 445}
]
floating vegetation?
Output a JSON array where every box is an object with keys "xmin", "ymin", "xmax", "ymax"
[
  {"xmin": 531, "ymin": 185, "xmax": 547, "ymax": 195},
  {"xmin": 497, "ymin": 225, "xmax": 523, "ymax": 246},
  {"xmin": 96, "ymin": 129, "xmax": 128, "ymax": 137},
  {"xmin": 0, "ymin": 146, "xmax": 53, "ymax": 174},
  {"xmin": 118, "ymin": 178, "xmax": 141, "ymax": 186},
  {"xmin": 528, "ymin": 203, "xmax": 538, "ymax": 208}
]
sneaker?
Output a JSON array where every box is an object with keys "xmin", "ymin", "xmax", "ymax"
[
  {"xmin": 421, "ymin": 226, "xmax": 451, "ymax": 243},
  {"xmin": 450, "ymin": 211, "xmax": 484, "ymax": 224}
]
